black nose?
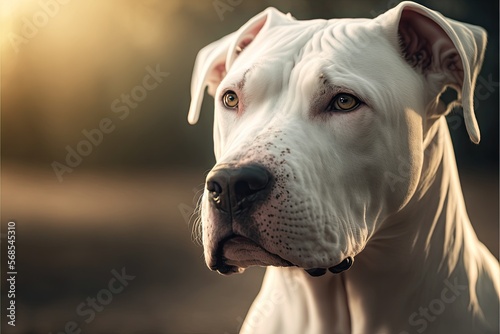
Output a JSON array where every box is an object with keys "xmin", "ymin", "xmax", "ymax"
[{"xmin": 206, "ymin": 164, "xmax": 272, "ymax": 215}]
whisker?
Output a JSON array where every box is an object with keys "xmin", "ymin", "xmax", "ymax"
[{"xmin": 189, "ymin": 182, "xmax": 205, "ymax": 245}]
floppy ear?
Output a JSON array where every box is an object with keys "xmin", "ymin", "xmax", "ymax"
[
  {"xmin": 187, "ymin": 7, "xmax": 290, "ymax": 125},
  {"xmin": 378, "ymin": 1, "xmax": 487, "ymax": 143}
]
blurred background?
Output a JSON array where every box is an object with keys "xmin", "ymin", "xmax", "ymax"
[{"xmin": 1, "ymin": 0, "xmax": 498, "ymax": 333}]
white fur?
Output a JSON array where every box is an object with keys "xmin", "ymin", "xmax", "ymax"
[{"xmin": 189, "ymin": 2, "xmax": 499, "ymax": 333}]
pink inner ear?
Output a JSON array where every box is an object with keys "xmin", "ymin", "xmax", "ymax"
[
  {"xmin": 234, "ymin": 17, "xmax": 267, "ymax": 55},
  {"xmin": 227, "ymin": 13, "xmax": 269, "ymax": 69},
  {"xmin": 398, "ymin": 9, "xmax": 463, "ymax": 81},
  {"xmin": 236, "ymin": 37, "xmax": 254, "ymax": 55},
  {"xmin": 207, "ymin": 63, "xmax": 227, "ymax": 96}
]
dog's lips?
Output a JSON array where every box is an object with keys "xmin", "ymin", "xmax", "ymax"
[{"xmin": 219, "ymin": 236, "xmax": 292, "ymax": 271}]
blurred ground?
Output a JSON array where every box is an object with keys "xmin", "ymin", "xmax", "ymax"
[
  {"xmin": 1, "ymin": 163, "xmax": 498, "ymax": 334},
  {"xmin": 2, "ymin": 164, "xmax": 265, "ymax": 334}
]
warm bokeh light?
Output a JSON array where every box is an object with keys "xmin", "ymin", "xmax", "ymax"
[{"xmin": 2, "ymin": 0, "xmax": 192, "ymax": 167}]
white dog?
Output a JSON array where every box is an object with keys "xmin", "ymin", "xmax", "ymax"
[{"xmin": 188, "ymin": 2, "xmax": 499, "ymax": 333}]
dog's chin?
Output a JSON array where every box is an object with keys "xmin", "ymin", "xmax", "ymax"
[{"xmin": 212, "ymin": 236, "xmax": 293, "ymax": 275}]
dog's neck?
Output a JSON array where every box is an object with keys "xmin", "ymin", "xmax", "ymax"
[
  {"xmin": 343, "ymin": 116, "xmax": 485, "ymax": 332},
  {"xmin": 364, "ymin": 116, "xmax": 474, "ymax": 277},
  {"xmin": 241, "ymin": 117, "xmax": 498, "ymax": 334}
]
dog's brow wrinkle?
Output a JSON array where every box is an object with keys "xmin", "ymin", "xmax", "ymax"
[{"xmin": 234, "ymin": 68, "xmax": 253, "ymax": 92}]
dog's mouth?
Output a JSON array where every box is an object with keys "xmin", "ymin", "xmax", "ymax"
[
  {"xmin": 211, "ymin": 235, "xmax": 293, "ymax": 275},
  {"xmin": 210, "ymin": 235, "xmax": 354, "ymax": 276}
]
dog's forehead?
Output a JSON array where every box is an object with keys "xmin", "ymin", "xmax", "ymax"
[
  {"xmin": 238, "ymin": 17, "xmax": 383, "ymax": 64},
  {"xmin": 226, "ymin": 17, "xmax": 394, "ymax": 82},
  {"xmin": 222, "ymin": 16, "xmax": 402, "ymax": 108}
]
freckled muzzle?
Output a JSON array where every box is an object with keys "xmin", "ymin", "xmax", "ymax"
[
  {"xmin": 205, "ymin": 163, "xmax": 292, "ymax": 274},
  {"xmin": 204, "ymin": 163, "xmax": 354, "ymax": 276}
]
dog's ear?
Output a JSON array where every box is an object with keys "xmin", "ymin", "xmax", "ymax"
[
  {"xmin": 378, "ymin": 1, "xmax": 487, "ymax": 144},
  {"xmin": 188, "ymin": 7, "xmax": 291, "ymax": 125}
]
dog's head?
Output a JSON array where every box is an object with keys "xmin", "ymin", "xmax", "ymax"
[{"xmin": 188, "ymin": 2, "xmax": 486, "ymax": 275}]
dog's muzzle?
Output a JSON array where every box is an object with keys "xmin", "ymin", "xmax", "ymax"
[
  {"xmin": 205, "ymin": 164, "xmax": 355, "ymax": 276},
  {"xmin": 205, "ymin": 164, "xmax": 292, "ymax": 274}
]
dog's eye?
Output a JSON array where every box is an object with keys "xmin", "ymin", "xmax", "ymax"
[
  {"xmin": 222, "ymin": 90, "xmax": 239, "ymax": 109},
  {"xmin": 327, "ymin": 94, "xmax": 360, "ymax": 112}
]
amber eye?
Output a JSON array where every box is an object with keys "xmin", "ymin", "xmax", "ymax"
[
  {"xmin": 222, "ymin": 90, "xmax": 239, "ymax": 109},
  {"xmin": 328, "ymin": 93, "xmax": 360, "ymax": 112}
]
